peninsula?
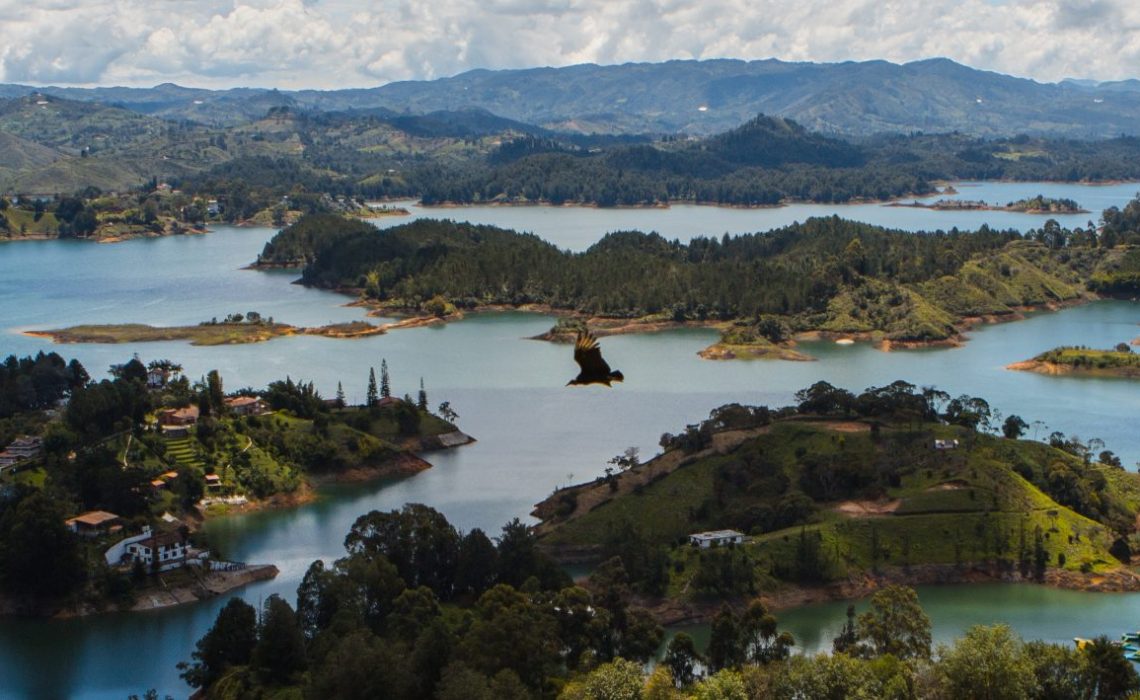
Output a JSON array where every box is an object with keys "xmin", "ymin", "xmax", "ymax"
[
  {"xmin": 0, "ymin": 352, "xmax": 472, "ymax": 618},
  {"xmin": 533, "ymin": 381, "xmax": 1140, "ymax": 623},
  {"xmin": 1008, "ymin": 345, "xmax": 1140, "ymax": 378}
]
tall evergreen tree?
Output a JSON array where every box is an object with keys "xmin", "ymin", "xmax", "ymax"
[
  {"xmin": 252, "ymin": 594, "xmax": 307, "ymax": 684},
  {"xmin": 418, "ymin": 378, "xmax": 428, "ymax": 411},
  {"xmin": 335, "ymin": 381, "xmax": 346, "ymax": 408},
  {"xmin": 366, "ymin": 368, "xmax": 378, "ymax": 408},
  {"xmin": 380, "ymin": 359, "xmax": 391, "ymax": 399}
]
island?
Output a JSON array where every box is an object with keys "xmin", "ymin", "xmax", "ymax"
[
  {"xmin": 1008, "ymin": 344, "xmax": 1140, "ymax": 378},
  {"xmin": 25, "ymin": 315, "xmax": 391, "ymax": 346},
  {"xmin": 889, "ymin": 194, "xmax": 1088, "ymax": 214},
  {"xmin": 533, "ymin": 380, "xmax": 1140, "ymax": 625},
  {"xmin": 0, "ymin": 351, "xmax": 472, "ymax": 618},
  {"xmin": 245, "ymin": 207, "xmax": 1140, "ymax": 360}
]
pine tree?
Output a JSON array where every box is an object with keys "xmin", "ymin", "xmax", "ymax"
[
  {"xmin": 417, "ymin": 378, "xmax": 428, "ymax": 411},
  {"xmin": 335, "ymin": 382, "xmax": 345, "ymax": 408},
  {"xmin": 366, "ymin": 368, "xmax": 378, "ymax": 408},
  {"xmin": 380, "ymin": 359, "xmax": 391, "ymax": 399}
]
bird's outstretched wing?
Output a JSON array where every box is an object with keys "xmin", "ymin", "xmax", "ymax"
[{"xmin": 574, "ymin": 330, "xmax": 612, "ymax": 377}]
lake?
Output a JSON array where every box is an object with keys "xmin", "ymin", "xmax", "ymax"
[{"xmin": 0, "ymin": 182, "xmax": 1138, "ymax": 699}]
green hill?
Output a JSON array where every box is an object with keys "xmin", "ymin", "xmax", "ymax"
[{"xmin": 535, "ymin": 386, "xmax": 1140, "ymax": 601}]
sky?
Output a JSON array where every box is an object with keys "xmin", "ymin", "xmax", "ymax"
[{"xmin": 0, "ymin": 0, "xmax": 1137, "ymax": 90}]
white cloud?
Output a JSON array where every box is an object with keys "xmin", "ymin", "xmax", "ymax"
[{"xmin": 0, "ymin": 0, "xmax": 1137, "ymax": 88}]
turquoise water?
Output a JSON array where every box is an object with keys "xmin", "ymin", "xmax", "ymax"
[{"xmin": 0, "ymin": 184, "xmax": 1137, "ymax": 699}]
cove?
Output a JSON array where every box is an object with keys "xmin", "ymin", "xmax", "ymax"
[{"xmin": 0, "ymin": 182, "xmax": 1137, "ymax": 699}]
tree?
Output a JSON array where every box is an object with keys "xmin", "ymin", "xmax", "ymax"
[
  {"xmin": 739, "ymin": 599, "xmax": 793, "ymax": 663},
  {"xmin": 832, "ymin": 604, "xmax": 858, "ymax": 654},
  {"xmin": 1083, "ymin": 635, "xmax": 1140, "ymax": 699},
  {"xmin": 178, "ymin": 597, "xmax": 257, "ymax": 689},
  {"xmin": 418, "ymin": 377, "xmax": 428, "ymax": 411},
  {"xmin": 252, "ymin": 594, "xmax": 307, "ymax": 684},
  {"xmin": 1003, "ymin": 414, "xmax": 1028, "ymax": 440},
  {"xmin": 335, "ymin": 381, "xmax": 346, "ymax": 408},
  {"xmin": 459, "ymin": 585, "xmax": 560, "ymax": 691},
  {"xmin": 575, "ymin": 658, "xmax": 645, "ymax": 700},
  {"xmin": 707, "ymin": 604, "xmax": 743, "ymax": 671},
  {"xmin": 664, "ymin": 632, "xmax": 702, "ymax": 688},
  {"xmin": 344, "ymin": 504, "xmax": 460, "ymax": 598},
  {"xmin": 366, "ymin": 367, "xmax": 378, "ymax": 408},
  {"xmin": 856, "ymin": 585, "xmax": 931, "ymax": 659},
  {"xmin": 691, "ymin": 669, "xmax": 748, "ymax": 700},
  {"xmin": 205, "ymin": 369, "xmax": 224, "ymax": 415},
  {"xmin": 438, "ymin": 401, "xmax": 459, "ymax": 422},
  {"xmin": 455, "ymin": 528, "xmax": 498, "ymax": 597},
  {"xmin": 380, "ymin": 359, "xmax": 391, "ymax": 399},
  {"xmin": 0, "ymin": 492, "xmax": 85, "ymax": 597},
  {"xmin": 938, "ymin": 625, "xmax": 1034, "ymax": 700},
  {"xmin": 305, "ymin": 629, "xmax": 413, "ymax": 700}
]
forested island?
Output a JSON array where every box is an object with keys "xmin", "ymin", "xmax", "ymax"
[
  {"xmin": 1009, "ymin": 344, "xmax": 1140, "ymax": 378},
  {"xmin": 891, "ymin": 194, "xmax": 1088, "ymax": 214},
  {"xmin": 251, "ymin": 196, "xmax": 1140, "ymax": 356},
  {"xmin": 0, "ymin": 352, "xmax": 470, "ymax": 617},
  {"xmin": 171, "ymin": 380, "xmax": 1140, "ymax": 700}
]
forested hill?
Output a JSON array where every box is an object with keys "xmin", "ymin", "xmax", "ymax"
[{"xmin": 260, "ymin": 212, "xmax": 1139, "ymax": 343}]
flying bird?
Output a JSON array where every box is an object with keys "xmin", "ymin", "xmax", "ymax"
[{"xmin": 567, "ymin": 329, "xmax": 624, "ymax": 387}]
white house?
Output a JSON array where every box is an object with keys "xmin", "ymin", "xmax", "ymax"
[
  {"xmin": 689, "ymin": 530, "xmax": 746, "ymax": 548},
  {"xmin": 127, "ymin": 530, "xmax": 189, "ymax": 572},
  {"xmin": 933, "ymin": 439, "xmax": 960, "ymax": 450}
]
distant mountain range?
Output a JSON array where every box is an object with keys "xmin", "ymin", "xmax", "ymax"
[{"xmin": 3, "ymin": 58, "xmax": 1140, "ymax": 138}]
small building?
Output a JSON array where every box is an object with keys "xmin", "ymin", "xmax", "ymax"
[
  {"xmin": 151, "ymin": 479, "xmax": 167, "ymax": 491},
  {"xmin": 65, "ymin": 510, "xmax": 122, "ymax": 537},
  {"xmin": 127, "ymin": 530, "xmax": 188, "ymax": 572},
  {"xmin": 204, "ymin": 474, "xmax": 222, "ymax": 489},
  {"xmin": 159, "ymin": 405, "xmax": 199, "ymax": 426},
  {"xmin": 689, "ymin": 529, "xmax": 746, "ymax": 549},
  {"xmin": 5, "ymin": 436, "xmax": 42, "ymax": 458},
  {"xmin": 933, "ymin": 439, "xmax": 960, "ymax": 450},
  {"xmin": 224, "ymin": 395, "xmax": 268, "ymax": 416},
  {"xmin": 161, "ymin": 470, "xmax": 179, "ymax": 481}
]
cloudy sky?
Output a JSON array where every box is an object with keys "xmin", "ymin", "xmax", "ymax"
[{"xmin": 0, "ymin": 0, "xmax": 1137, "ymax": 89}]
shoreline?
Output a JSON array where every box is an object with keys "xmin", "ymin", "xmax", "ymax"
[{"xmin": 644, "ymin": 564, "xmax": 1140, "ymax": 626}]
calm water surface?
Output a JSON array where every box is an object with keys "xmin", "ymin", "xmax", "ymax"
[{"xmin": 0, "ymin": 183, "xmax": 1138, "ymax": 699}]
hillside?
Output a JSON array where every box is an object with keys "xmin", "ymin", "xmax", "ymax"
[{"xmin": 534, "ymin": 386, "xmax": 1140, "ymax": 608}]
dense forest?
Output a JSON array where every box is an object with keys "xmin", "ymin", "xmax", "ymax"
[
  {"xmin": 178, "ymin": 491, "xmax": 1140, "ymax": 700},
  {"xmin": 260, "ymin": 198, "xmax": 1140, "ymax": 343}
]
